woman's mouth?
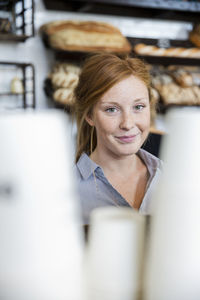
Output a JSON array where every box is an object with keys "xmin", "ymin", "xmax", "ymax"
[{"xmin": 116, "ymin": 134, "xmax": 138, "ymax": 143}]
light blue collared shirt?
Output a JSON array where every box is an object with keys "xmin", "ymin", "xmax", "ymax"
[{"xmin": 75, "ymin": 149, "xmax": 162, "ymax": 224}]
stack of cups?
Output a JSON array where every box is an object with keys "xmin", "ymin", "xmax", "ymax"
[
  {"xmin": 143, "ymin": 107, "xmax": 200, "ymax": 300},
  {"xmin": 84, "ymin": 207, "xmax": 146, "ymax": 300}
]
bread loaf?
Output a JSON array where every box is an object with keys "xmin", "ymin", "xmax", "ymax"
[
  {"xmin": 0, "ymin": 18, "xmax": 12, "ymax": 33},
  {"xmin": 53, "ymin": 88, "xmax": 74, "ymax": 106},
  {"xmin": 171, "ymin": 69, "xmax": 193, "ymax": 87},
  {"xmin": 151, "ymin": 74, "xmax": 174, "ymax": 90},
  {"xmin": 167, "ymin": 65, "xmax": 200, "ymax": 86},
  {"xmin": 52, "ymin": 62, "xmax": 81, "ymax": 75},
  {"xmin": 40, "ymin": 20, "xmax": 131, "ymax": 53},
  {"xmin": 11, "ymin": 77, "xmax": 24, "ymax": 94},
  {"xmin": 149, "ymin": 64, "xmax": 200, "ymax": 108},
  {"xmin": 46, "ymin": 62, "xmax": 81, "ymax": 107},
  {"xmin": 134, "ymin": 43, "xmax": 200, "ymax": 58},
  {"xmin": 51, "ymin": 72, "xmax": 79, "ymax": 89},
  {"xmin": 156, "ymin": 83, "xmax": 200, "ymax": 105},
  {"xmin": 189, "ymin": 24, "xmax": 200, "ymax": 48}
]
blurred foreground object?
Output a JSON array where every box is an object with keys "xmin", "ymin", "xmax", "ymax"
[
  {"xmin": 85, "ymin": 207, "xmax": 146, "ymax": 300},
  {"xmin": 0, "ymin": 110, "xmax": 84, "ymax": 300},
  {"xmin": 144, "ymin": 107, "xmax": 200, "ymax": 300}
]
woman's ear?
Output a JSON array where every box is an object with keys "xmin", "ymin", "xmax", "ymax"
[{"xmin": 85, "ymin": 114, "xmax": 94, "ymax": 127}]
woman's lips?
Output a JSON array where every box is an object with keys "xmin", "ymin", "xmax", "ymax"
[{"xmin": 116, "ymin": 134, "xmax": 138, "ymax": 143}]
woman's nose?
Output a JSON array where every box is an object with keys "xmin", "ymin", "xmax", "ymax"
[{"xmin": 119, "ymin": 112, "xmax": 135, "ymax": 130}]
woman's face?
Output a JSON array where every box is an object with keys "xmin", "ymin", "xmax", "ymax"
[{"xmin": 86, "ymin": 75, "xmax": 151, "ymax": 159}]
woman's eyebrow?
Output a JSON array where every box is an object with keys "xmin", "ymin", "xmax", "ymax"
[
  {"xmin": 101, "ymin": 98, "xmax": 148, "ymax": 105},
  {"xmin": 133, "ymin": 98, "xmax": 149, "ymax": 102},
  {"xmin": 101, "ymin": 101, "xmax": 120, "ymax": 105}
]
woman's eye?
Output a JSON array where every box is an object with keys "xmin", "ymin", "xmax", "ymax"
[
  {"xmin": 134, "ymin": 104, "xmax": 145, "ymax": 111},
  {"xmin": 105, "ymin": 107, "xmax": 118, "ymax": 113}
]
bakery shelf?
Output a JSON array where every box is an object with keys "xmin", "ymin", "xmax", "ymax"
[
  {"xmin": 41, "ymin": 27, "xmax": 200, "ymax": 118},
  {"xmin": 53, "ymin": 48, "xmax": 200, "ymax": 66},
  {"xmin": 0, "ymin": 92, "xmax": 24, "ymax": 95},
  {"xmin": 129, "ymin": 37, "xmax": 195, "ymax": 48},
  {"xmin": 43, "ymin": 0, "xmax": 200, "ymax": 22},
  {"xmin": 129, "ymin": 37, "xmax": 200, "ymax": 66},
  {"xmin": 0, "ymin": 61, "xmax": 36, "ymax": 110},
  {"xmin": 0, "ymin": 1, "xmax": 10, "ymax": 7},
  {"xmin": 133, "ymin": 55, "xmax": 200, "ymax": 67},
  {"xmin": 74, "ymin": 0, "xmax": 200, "ymax": 12},
  {"xmin": 41, "ymin": 29, "xmax": 131, "ymax": 62},
  {"xmin": 0, "ymin": 0, "xmax": 34, "ymax": 41},
  {"xmin": 42, "ymin": 36, "xmax": 200, "ymax": 67}
]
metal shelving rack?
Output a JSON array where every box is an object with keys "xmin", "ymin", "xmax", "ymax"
[
  {"xmin": 0, "ymin": 61, "xmax": 36, "ymax": 110},
  {"xmin": 0, "ymin": 0, "xmax": 34, "ymax": 41}
]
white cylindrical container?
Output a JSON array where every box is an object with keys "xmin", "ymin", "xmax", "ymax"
[
  {"xmin": 144, "ymin": 107, "xmax": 200, "ymax": 300},
  {"xmin": 0, "ymin": 110, "xmax": 84, "ymax": 300},
  {"xmin": 85, "ymin": 207, "xmax": 146, "ymax": 300}
]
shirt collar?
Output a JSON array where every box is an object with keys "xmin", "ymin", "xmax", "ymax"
[
  {"xmin": 138, "ymin": 148, "xmax": 162, "ymax": 178},
  {"xmin": 77, "ymin": 153, "xmax": 100, "ymax": 180},
  {"xmin": 77, "ymin": 149, "xmax": 162, "ymax": 180}
]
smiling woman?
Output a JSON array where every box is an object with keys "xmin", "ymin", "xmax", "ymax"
[
  {"xmin": 85, "ymin": 75, "xmax": 150, "ymax": 159},
  {"xmin": 73, "ymin": 53, "xmax": 162, "ymax": 225}
]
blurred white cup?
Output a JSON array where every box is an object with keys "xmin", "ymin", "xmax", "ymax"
[
  {"xmin": 144, "ymin": 107, "xmax": 200, "ymax": 300},
  {"xmin": 0, "ymin": 110, "xmax": 83, "ymax": 300},
  {"xmin": 84, "ymin": 207, "xmax": 146, "ymax": 300}
]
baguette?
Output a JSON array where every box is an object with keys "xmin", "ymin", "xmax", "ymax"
[{"xmin": 134, "ymin": 43, "xmax": 200, "ymax": 58}]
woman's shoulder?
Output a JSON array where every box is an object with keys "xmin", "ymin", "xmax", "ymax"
[{"xmin": 138, "ymin": 148, "xmax": 163, "ymax": 171}]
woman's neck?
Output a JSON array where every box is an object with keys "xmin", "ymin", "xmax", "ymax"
[{"xmin": 90, "ymin": 148, "xmax": 140, "ymax": 176}]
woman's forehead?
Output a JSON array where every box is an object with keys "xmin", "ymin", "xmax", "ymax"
[{"xmin": 100, "ymin": 76, "xmax": 149, "ymax": 101}]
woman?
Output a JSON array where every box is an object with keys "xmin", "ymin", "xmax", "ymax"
[{"xmin": 73, "ymin": 53, "xmax": 162, "ymax": 224}]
